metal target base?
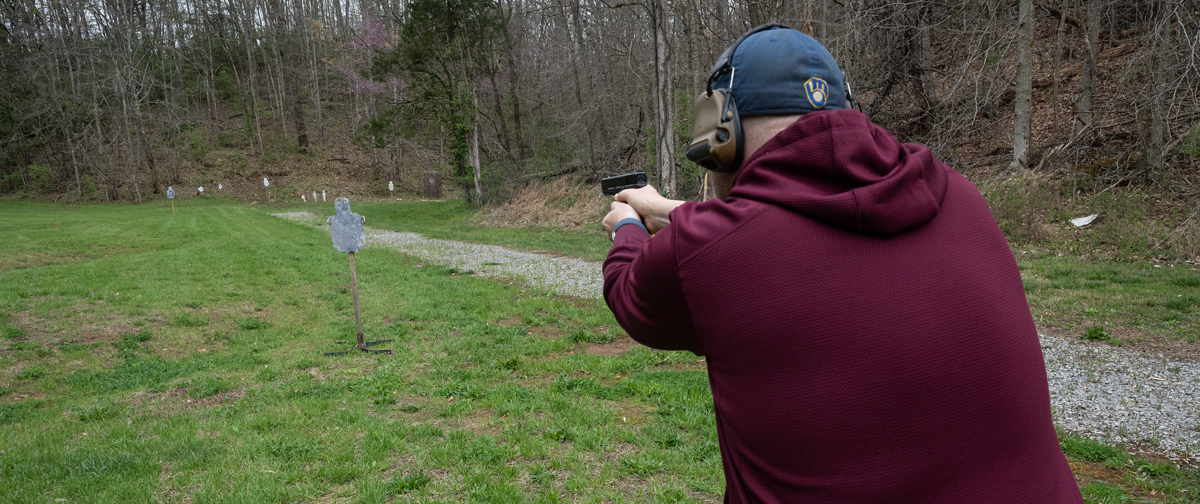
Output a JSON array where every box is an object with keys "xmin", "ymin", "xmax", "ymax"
[{"xmin": 324, "ymin": 337, "xmax": 394, "ymax": 356}]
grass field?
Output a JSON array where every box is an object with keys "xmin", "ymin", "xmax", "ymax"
[{"xmin": 1, "ymin": 198, "xmax": 1198, "ymax": 503}]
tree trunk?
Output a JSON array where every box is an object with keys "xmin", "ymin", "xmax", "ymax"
[
  {"xmin": 568, "ymin": 0, "xmax": 596, "ymax": 167},
  {"xmin": 651, "ymin": 0, "xmax": 676, "ymax": 197},
  {"xmin": 120, "ymin": 90, "xmax": 143, "ymax": 203},
  {"xmin": 239, "ymin": 4, "xmax": 265, "ymax": 155},
  {"xmin": 802, "ymin": 0, "xmax": 813, "ymax": 35},
  {"xmin": 288, "ymin": 0, "xmax": 310, "ymax": 150},
  {"xmin": 1146, "ymin": 3, "xmax": 1171, "ymax": 181},
  {"xmin": 1010, "ymin": 0, "xmax": 1034, "ymax": 171},
  {"xmin": 119, "ymin": 26, "xmax": 143, "ymax": 203},
  {"xmin": 471, "ymin": 95, "xmax": 483, "ymax": 206},
  {"xmin": 274, "ymin": 9, "xmax": 310, "ymax": 154},
  {"xmin": 501, "ymin": 19, "xmax": 527, "ymax": 158},
  {"xmin": 816, "ymin": 0, "xmax": 828, "ymax": 40},
  {"xmin": 67, "ymin": 135, "xmax": 81, "ymax": 197},
  {"xmin": 488, "ymin": 68, "xmax": 512, "ymax": 158},
  {"xmin": 307, "ymin": 0, "xmax": 325, "ymax": 145},
  {"xmin": 1075, "ymin": 0, "xmax": 1100, "ymax": 134},
  {"xmin": 1050, "ymin": 0, "xmax": 1067, "ymax": 131},
  {"xmin": 918, "ymin": 3, "xmax": 937, "ymax": 107}
]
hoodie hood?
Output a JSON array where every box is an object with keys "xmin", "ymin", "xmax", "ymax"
[{"xmin": 729, "ymin": 109, "xmax": 949, "ymax": 236}]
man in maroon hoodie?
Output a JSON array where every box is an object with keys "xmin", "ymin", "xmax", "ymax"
[{"xmin": 601, "ymin": 25, "xmax": 1082, "ymax": 503}]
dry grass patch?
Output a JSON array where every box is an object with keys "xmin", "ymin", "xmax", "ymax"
[
  {"xmin": 473, "ymin": 178, "xmax": 609, "ymax": 231},
  {"xmin": 583, "ymin": 336, "xmax": 637, "ymax": 356},
  {"xmin": 123, "ymin": 386, "xmax": 247, "ymax": 416},
  {"xmin": 608, "ymin": 400, "xmax": 655, "ymax": 426}
]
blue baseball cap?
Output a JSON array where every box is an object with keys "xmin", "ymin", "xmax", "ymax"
[{"xmin": 709, "ymin": 26, "xmax": 848, "ymax": 116}]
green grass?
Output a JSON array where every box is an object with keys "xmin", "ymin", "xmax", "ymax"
[
  {"xmin": 1018, "ymin": 252, "xmax": 1200, "ymax": 341},
  {"xmin": 1060, "ymin": 431, "xmax": 1199, "ymax": 503},
  {"xmin": 1060, "ymin": 431, "xmax": 1133, "ymax": 467},
  {"xmin": 1, "ymin": 199, "xmax": 1197, "ymax": 503},
  {"xmin": 1081, "ymin": 481, "xmax": 1131, "ymax": 504},
  {"xmin": 0, "ymin": 200, "xmax": 717, "ymax": 502}
]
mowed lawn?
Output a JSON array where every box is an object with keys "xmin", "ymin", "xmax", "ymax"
[
  {"xmin": 0, "ymin": 200, "xmax": 718, "ymax": 503},
  {"xmin": 1, "ymin": 199, "xmax": 1198, "ymax": 503}
]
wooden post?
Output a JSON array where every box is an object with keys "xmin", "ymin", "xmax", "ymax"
[
  {"xmin": 348, "ymin": 251, "xmax": 363, "ymax": 349},
  {"xmin": 171, "ymin": 200, "xmax": 175, "ymax": 214},
  {"xmin": 323, "ymin": 197, "xmax": 391, "ymax": 356}
]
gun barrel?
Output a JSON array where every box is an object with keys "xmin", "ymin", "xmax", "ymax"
[{"xmin": 601, "ymin": 171, "xmax": 648, "ymax": 196}]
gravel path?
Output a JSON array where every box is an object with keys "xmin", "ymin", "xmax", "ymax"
[
  {"xmin": 366, "ymin": 229, "xmax": 604, "ymax": 299},
  {"xmin": 277, "ymin": 211, "xmax": 1200, "ymax": 463},
  {"xmin": 1044, "ymin": 337, "xmax": 1199, "ymax": 462}
]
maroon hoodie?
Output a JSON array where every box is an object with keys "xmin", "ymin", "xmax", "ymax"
[{"xmin": 604, "ymin": 110, "xmax": 1082, "ymax": 503}]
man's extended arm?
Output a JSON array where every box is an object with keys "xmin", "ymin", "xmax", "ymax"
[
  {"xmin": 602, "ymin": 213, "xmax": 700, "ymax": 354},
  {"xmin": 614, "ymin": 185, "xmax": 686, "ymax": 234}
]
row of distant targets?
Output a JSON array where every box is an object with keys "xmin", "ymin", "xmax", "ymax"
[
  {"xmin": 300, "ymin": 181, "xmax": 394, "ymax": 203},
  {"xmin": 167, "ymin": 177, "xmax": 389, "ymax": 205},
  {"xmin": 296, "ymin": 189, "xmax": 321, "ymax": 202},
  {"xmin": 166, "ymin": 183, "xmax": 224, "ymax": 199},
  {"xmin": 165, "ymin": 179, "xmax": 327, "ymax": 203}
]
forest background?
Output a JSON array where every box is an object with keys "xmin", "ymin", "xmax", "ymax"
[{"xmin": 1, "ymin": 0, "xmax": 1199, "ymax": 261}]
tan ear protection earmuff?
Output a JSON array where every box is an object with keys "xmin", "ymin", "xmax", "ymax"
[
  {"xmin": 687, "ymin": 24, "xmax": 859, "ymax": 174},
  {"xmin": 685, "ymin": 75, "xmax": 743, "ymax": 173},
  {"xmin": 686, "ymin": 23, "xmax": 789, "ymax": 174}
]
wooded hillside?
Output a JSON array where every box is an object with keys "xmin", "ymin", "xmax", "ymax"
[{"xmin": 1, "ymin": 0, "xmax": 1198, "ymax": 205}]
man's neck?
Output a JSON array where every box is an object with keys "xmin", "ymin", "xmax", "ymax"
[{"xmin": 741, "ymin": 114, "xmax": 804, "ymax": 163}]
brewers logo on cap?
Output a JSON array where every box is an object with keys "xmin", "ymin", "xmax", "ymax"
[{"xmin": 804, "ymin": 77, "xmax": 829, "ymax": 109}]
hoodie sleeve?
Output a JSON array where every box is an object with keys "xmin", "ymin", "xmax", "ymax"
[{"xmin": 602, "ymin": 220, "xmax": 700, "ymax": 355}]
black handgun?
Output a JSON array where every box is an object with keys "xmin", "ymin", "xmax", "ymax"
[{"xmin": 601, "ymin": 171, "xmax": 648, "ymax": 196}]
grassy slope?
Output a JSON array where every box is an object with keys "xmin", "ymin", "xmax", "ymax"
[{"xmin": 0, "ymin": 199, "xmax": 1197, "ymax": 503}]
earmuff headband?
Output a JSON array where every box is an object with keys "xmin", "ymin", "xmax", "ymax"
[
  {"xmin": 687, "ymin": 24, "xmax": 858, "ymax": 174},
  {"xmin": 688, "ymin": 24, "xmax": 791, "ymax": 174}
]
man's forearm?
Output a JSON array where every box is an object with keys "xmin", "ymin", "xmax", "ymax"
[
  {"xmin": 641, "ymin": 198, "xmax": 686, "ymax": 234},
  {"xmin": 602, "ymin": 223, "xmax": 700, "ymax": 354}
]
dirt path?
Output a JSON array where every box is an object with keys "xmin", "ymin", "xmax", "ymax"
[{"xmin": 276, "ymin": 211, "xmax": 1200, "ymax": 464}]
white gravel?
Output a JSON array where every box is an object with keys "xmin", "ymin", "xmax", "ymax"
[
  {"xmin": 274, "ymin": 211, "xmax": 603, "ymax": 298},
  {"xmin": 277, "ymin": 211, "xmax": 1200, "ymax": 463},
  {"xmin": 1042, "ymin": 335, "xmax": 1200, "ymax": 463},
  {"xmin": 365, "ymin": 228, "xmax": 604, "ymax": 299}
]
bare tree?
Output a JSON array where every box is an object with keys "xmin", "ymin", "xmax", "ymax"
[
  {"xmin": 1011, "ymin": 0, "xmax": 1034, "ymax": 171},
  {"xmin": 651, "ymin": 0, "xmax": 676, "ymax": 196},
  {"xmin": 1, "ymin": 0, "xmax": 1196, "ymax": 208},
  {"xmin": 1146, "ymin": 0, "xmax": 1172, "ymax": 180},
  {"xmin": 1076, "ymin": 0, "xmax": 1101, "ymax": 134}
]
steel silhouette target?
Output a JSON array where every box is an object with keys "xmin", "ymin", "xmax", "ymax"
[
  {"xmin": 329, "ymin": 198, "xmax": 366, "ymax": 253},
  {"xmin": 325, "ymin": 198, "xmax": 391, "ymax": 356}
]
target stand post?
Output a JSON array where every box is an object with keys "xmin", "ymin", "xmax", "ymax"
[{"xmin": 324, "ymin": 198, "xmax": 392, "ymax": 356}]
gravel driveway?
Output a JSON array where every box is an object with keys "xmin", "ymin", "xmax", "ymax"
[{"xmin": 277, "ymin": 211, "xmax": 1200, "ymax": 464}]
